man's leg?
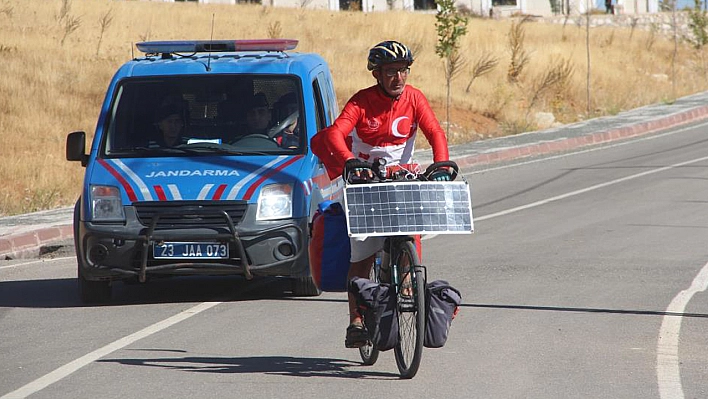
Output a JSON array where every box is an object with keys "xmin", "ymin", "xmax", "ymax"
[
  {"xmin": 345, "ymin": 236, "xmax": 384, "ymax": 348},
  {"xmin": 347, "ymin": 254, "xmax": 376, "ymax": 325}
]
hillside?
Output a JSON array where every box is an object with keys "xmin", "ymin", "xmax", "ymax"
[{"xmin": 1, "ymin": 0, "xmax": 707, "ymax": 215}]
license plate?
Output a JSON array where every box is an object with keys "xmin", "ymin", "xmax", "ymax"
[{"xmin": 153, "ymin": 242, "xmax": 229, "ymax": 259}]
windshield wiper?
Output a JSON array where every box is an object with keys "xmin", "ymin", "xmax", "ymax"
[
  {"xmin": 184, "ymin": 143, "xmax": 280, "ymax": 156},
  {"xmin": 107, "ymin": 147, "xmax": 190, "ymax": 155},
  {"xmin": 107, "ymin": 145, "xmax": 281, "ymax": 157}
]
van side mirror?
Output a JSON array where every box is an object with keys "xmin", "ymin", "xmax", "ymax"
[{"xmin": 66, "ymin": 131, "xmax": 88, "ymax": 167}]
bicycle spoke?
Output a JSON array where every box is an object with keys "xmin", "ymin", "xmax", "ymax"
[{"xmin": 393, "ymin": 240, "xmax": 425, "ymax": 379}]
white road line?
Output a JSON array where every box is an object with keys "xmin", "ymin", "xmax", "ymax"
[
  {"xmin": 475, "ymin": 154, "xmax": 708, "ymax": 222},
  {"xmin": 426, "ymin": 125, "xmax": 708, "ymax": 240},
  {"xmin": 0, "ymin": 256, "xmax": 73, "ymax": 271},
  {"xmin": 464, "ymin": 146, "xmax": 708, "ymax": 398},
  {"xmin": 0, "ymin": 301, "xmax": 222, "ymax": 399},
  {"xmin": 657, "ymin": 261, "xmax": 708, "ymax": 399}
]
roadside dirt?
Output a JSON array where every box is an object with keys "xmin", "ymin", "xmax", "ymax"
[{"xmin": 422, "ymin": 103, "xmax": 502, "ymax": 148}]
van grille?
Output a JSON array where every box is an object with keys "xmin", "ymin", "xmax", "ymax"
[{"xmin": 134, "ymin": 201, "xmax": 248, "ymax": 228}]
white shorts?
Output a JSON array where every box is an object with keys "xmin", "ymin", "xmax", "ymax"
[{"xmin": 349, "ymin": 236, "xmax": 386, "ymax": 263}]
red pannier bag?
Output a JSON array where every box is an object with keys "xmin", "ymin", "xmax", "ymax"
[{"xmin": 308, "ymin": 200, "xmax": 351, "ymax": 291}]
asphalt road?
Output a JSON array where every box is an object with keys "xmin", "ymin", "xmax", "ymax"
[{"xmin": 3, "ymin": 120, "xmax": 708, "ymax": 398}]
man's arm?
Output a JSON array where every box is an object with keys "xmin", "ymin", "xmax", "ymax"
[{"xmin": 311, "ymin": 100, "xmax": 361, "ymax": 179}]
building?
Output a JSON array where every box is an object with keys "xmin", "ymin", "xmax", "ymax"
[{"xmin": 167, "ymin": 0, "xmax": 660, "ymax": 17}]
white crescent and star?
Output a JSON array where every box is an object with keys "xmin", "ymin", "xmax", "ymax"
[{"xmin": 391, "ymin": 116, "xmax": 409, "ymax": 138}]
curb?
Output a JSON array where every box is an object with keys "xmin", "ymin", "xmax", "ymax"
[
  {"xmin": 0, "ymin": 225, "xmax": 74, "ymax": 260},
  {"xmin": 431, "ymin": 104, "xmax": 708, "ymax": 169}
]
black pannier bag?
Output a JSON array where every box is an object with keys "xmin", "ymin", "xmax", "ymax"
[
  {"xmin": 424, "ymin": 280, "xmax": 462, "ymax": 348},
  {"xmin": 349, "ymin": 277, "xmax": 399, "ymax": 351}
]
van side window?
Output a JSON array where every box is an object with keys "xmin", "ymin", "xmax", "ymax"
[
  {"xmin": 317, "ymin": 71, "xmax": 338, "ymax": 125},
  {"xmin": 312, "ymin": 78, "xmax": 327, "ymax": 132}
]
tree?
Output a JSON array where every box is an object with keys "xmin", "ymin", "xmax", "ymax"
[
  {"xmin": 687, "ymin": 0, "xmax": 708, "ymax": 50},
  {"xmin": 435, "ymin": 0, "xmax": 468, "ymax": 135}
]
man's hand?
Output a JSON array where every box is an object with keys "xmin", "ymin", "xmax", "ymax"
[
  {"xmin": 424, "ymin": 161, "xmax": 458, "ymax": 181},
  {"xmin": 429, "ymin": 169, "xmax": 452, "ymax": 181},
  {"xmin": 343, "ymin": 159, "xmax": 374, "ymax": 183}
]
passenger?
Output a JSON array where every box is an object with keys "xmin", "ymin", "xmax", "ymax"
[
  {"xmin": 153, "ymin": 101, "xmax": 186, "ymax": 147},
  {"xmin": 273, "ymin": 92, "xmax": 300, "ymax": 149}
]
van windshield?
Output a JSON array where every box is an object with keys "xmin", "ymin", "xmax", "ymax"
[{"xmin": 102, "ymin": 75, "xmax": 305, "ymax": 157}]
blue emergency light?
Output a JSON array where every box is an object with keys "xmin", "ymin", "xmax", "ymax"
[{"xmin": 135, "ymin": 39, "xmax": 299, "ymax": 54}]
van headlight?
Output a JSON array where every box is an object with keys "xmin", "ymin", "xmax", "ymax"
[
  {"xmin": 256, "ymin": 183, "xmax": 292, "ymax": 220},
  {"xmin": 90, "ymin": 185, "xmax": 125, "ymax": 222}
]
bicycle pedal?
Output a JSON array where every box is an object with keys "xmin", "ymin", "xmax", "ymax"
[{"xmin": 398, "ymin": 296, "xmax": 416, "ymax": 311}]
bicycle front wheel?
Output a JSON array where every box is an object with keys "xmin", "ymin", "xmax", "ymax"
[{"xmin": 393, "ymin": 240, "xmax": 425, "ymax": 379}]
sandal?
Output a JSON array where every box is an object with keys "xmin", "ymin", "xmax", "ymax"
[{"xmin": 345, "ymin": 322, "xmax": 368, "ymax": 348}]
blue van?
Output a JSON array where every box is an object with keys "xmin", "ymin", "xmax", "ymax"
[{"xmin": 66, "ymin": 40, "xmax": 344, "ymax": 303}]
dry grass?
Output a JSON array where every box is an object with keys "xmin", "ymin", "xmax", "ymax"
[{"xmin": 1, "ymin": 0, "xmax": 706, "ymax": 216}]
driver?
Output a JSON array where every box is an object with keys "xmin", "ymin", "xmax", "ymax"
[{"xmin": 244, "ymin": 92, "xmax": 272, "ymax": 135}]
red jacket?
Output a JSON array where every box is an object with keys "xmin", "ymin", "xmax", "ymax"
[{"xmin": 311, "ymin": 84, "xmax": 449, "ymax": 179}]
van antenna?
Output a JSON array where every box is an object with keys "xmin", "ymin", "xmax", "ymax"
[
  {"xmin": 206, "ymin": 13, "xmax": 215, "ymax": 72},
  {"xmin": 131, "ymin": 42, "xmax": 134, "ymax": 59}
]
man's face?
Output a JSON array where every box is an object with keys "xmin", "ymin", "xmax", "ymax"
[
  {"xmin": 158, "ymin": 114, "xmax": 183, "ymax": 146},
  {"xmin": 373, "ymin": 61, "xmax": 410, "ymax": 98},
  {"xmin": 247, "ymin": 106, "xmax": 271, "ymax": 132}
]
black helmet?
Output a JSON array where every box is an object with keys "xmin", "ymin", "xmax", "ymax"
[{"xmin": 367, "ymin": 40, "xmax": 414, "ymax": 71}]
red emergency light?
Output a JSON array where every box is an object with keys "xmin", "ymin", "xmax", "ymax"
[{"xmin": 135, "ymin": 39, "xmax": 299, "ymax": 54}]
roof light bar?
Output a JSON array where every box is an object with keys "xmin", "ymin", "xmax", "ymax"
[{"xmin": 135, "ymin": 39, "xmax": 299, "ymax": 54}]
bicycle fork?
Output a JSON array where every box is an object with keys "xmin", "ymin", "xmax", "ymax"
[{"xmin": 384, "ymin": 237, "xmax": 426, "ymax": 312}]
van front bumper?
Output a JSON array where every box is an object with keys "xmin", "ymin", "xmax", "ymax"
[{"xmin": 76, "ymin": 205, "xmax": 309, "ymax": 282}]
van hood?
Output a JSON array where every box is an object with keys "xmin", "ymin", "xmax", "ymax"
[{"xmin": 93, "ymin": 155, "xmax": 305, "ymax": 203}]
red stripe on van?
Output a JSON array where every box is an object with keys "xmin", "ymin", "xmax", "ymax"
[
  {"xmin": 153, "ymin": 185, "xmax": 167, "ymax": 201},
  {"xmin": 212, "ymin": 184, "xmax": 227, "ymax": 200},
  {"xmin": 97, "ymin": 159, "xmax": 138, "ymax": 202},
  {"xmin": 242, "ymin": 156, "xmax": 301, "ymax": 201}
]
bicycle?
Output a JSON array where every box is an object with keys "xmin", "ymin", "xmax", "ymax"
[{"xmin": 342, "ymin": 158, "xmax": 470, "ymax": 379}]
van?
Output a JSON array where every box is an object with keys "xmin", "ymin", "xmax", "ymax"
[{"xmin": 66, "ymin": 40, "xmax": 343, "ymax": 302}]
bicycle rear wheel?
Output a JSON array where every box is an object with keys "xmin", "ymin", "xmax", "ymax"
[
  {"xmin": 393, "ymin": 240, "xmax": 425, "ymax": 379},
  {"xmin": 359, "ymin": 253, "xmax": 381, "ymax": 365}
]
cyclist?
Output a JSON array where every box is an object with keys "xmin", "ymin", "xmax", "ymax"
[{"xmin": 310, "ymin": 40, "xmax": 452, "ymax": 348}]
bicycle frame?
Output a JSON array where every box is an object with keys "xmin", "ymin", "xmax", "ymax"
[{"xmin": 381, "ymin": 236, "xmax": 426, "ymax": 299}]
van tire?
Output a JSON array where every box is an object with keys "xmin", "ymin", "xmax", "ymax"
[
  {"xmin": 74, "ymin": 199, "xmax": 112, "ymax": 304},
  {"xmin": 292, "ymin": 276, "xmax": 321, "ymax": 296},
  {"xmin": 78, "ymin": 269, "xmax": 112, "ymax": 304}
]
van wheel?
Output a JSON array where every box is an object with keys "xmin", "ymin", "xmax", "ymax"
[
  {"xmin": 78, "ymin": 266, "xmax": 112, "ymax": 304},
  {"xmin": 74, "ymin": 199, "xmax": 112, "ymax": 304},
  {"xmin": 292, "ymin": 276, "xmax": 321, "ymax": 296}
]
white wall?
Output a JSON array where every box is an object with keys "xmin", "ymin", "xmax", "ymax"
[{"xmin": 149, "ymin": 0, "xmax": 661, "ymax": 16}]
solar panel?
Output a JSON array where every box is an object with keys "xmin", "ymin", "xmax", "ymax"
[{"xmin": 344, "ymin": 181, "xmax": 474, "ymax": 237}]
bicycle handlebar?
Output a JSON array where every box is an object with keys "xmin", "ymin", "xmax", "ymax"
[
  {"xmin": 342, "ymin": 159, "xmax": 375, "ymax": 184},
  {"xmin": 343, "ymin": 158, "xmax": 460, "ymax": 184},
  {"xmin": 422, "ymin": 161, "xmax": 459, "ymax": 181}
]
